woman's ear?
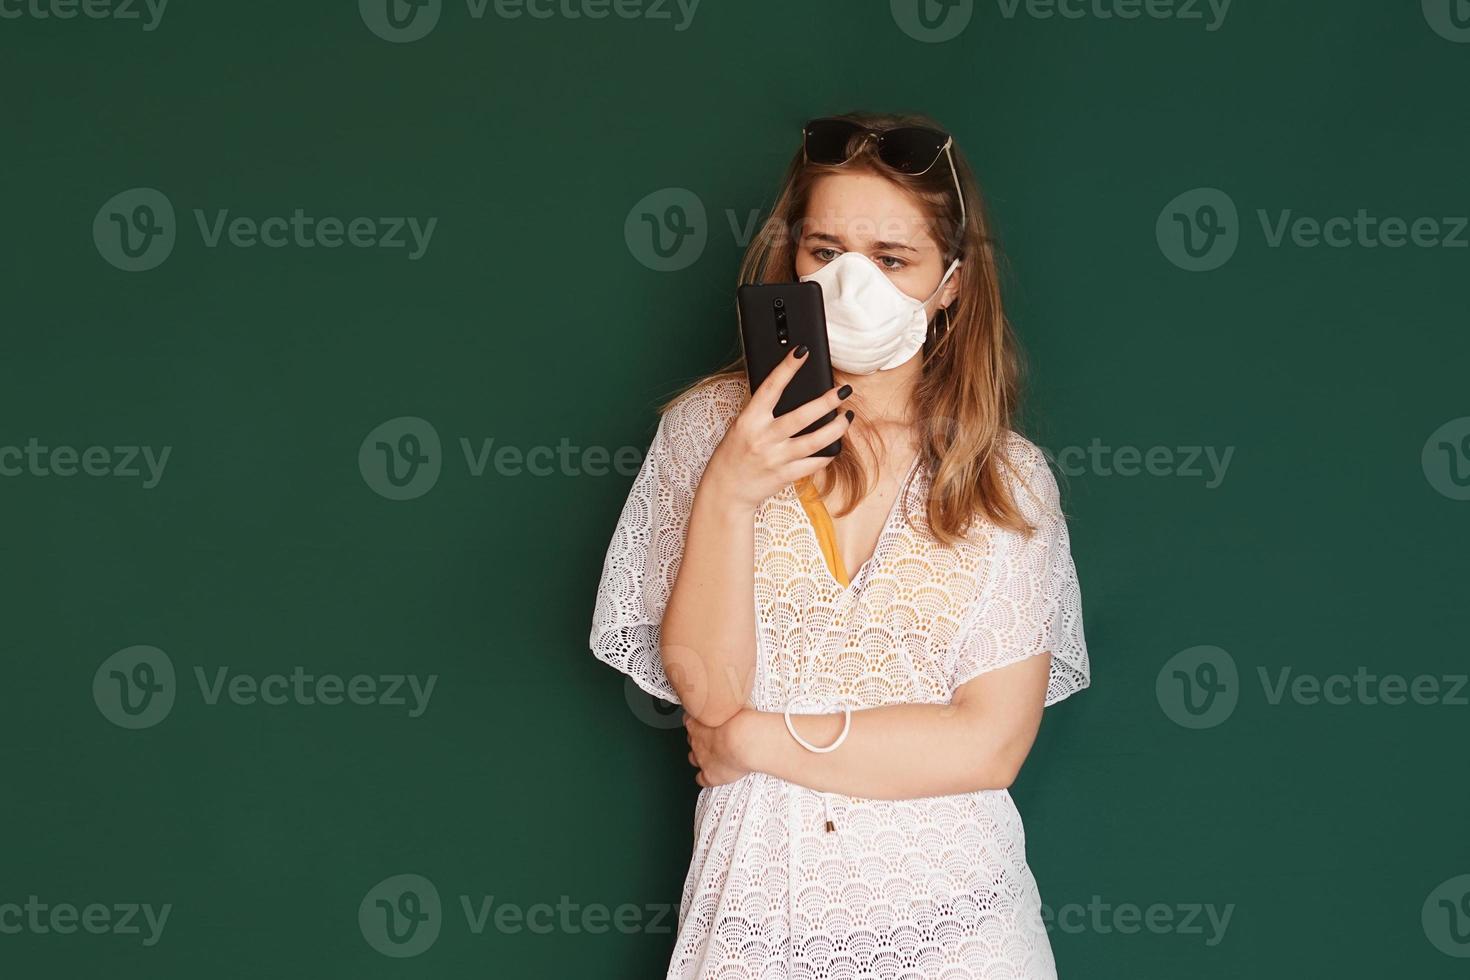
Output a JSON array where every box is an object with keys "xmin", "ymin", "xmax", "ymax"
[{"xmin": 937, "ymin": 260, "xmax": 962, "ymax": 310}]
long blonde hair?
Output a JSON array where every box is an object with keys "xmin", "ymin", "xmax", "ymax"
[{"xmin": 661, "ymin": 110, "xmax": 1034, "ymax": 543}]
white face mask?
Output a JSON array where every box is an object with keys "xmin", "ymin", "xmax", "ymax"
[{"xmin": 800, "ymin": 251, "xmax": 961, "ymax": 375}]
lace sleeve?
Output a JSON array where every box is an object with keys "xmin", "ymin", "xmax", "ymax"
[
  {"xmin": 949, "ymin": 435, "xmax": 1090, "ymax": 706},
  {"xmin": 588, "ymin": 378, "xmax": 743, "ymax": 704}
]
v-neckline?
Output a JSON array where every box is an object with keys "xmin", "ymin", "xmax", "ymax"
[{"xmin": 793, "ymin": 456, "xmax": 922, "ymax": 596}]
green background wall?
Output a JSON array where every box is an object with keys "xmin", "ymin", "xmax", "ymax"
[{"xmin": 3, "ymin": 1, "xmax": 1467, "ymax": 976}]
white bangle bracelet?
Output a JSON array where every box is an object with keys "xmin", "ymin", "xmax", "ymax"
[{"xmin": 784, "ymin": 703, "xmax": 852, "ymax": 753}]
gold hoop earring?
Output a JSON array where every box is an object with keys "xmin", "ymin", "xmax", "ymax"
[
  {"xmin": 930, "ymin": 306, "xmax": 951, "ymax": 341},
  {"xmin": 925, "ymin": 306, "xmax": 958, "ymax": 362}
]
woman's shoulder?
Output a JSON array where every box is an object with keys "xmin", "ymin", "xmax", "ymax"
[
  {"xmin": 658, "ymin": 373, "xmax": 749, "ymax": 444},
  {"xmin": 998, "ymin": 430, "xmax": 1048, "ymax": 477},
  {"xmin": 995, "ymin": 430, "xmax": 1062, "ymax": 522}
]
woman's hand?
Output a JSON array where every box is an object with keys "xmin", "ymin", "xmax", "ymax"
[
  {"xmin": 699, "ymin": 346, "xmax": 855, "ymax": 513},
  {"xmin": 684, "ymin": 708, "xmax": 754, "ymax": 788}
]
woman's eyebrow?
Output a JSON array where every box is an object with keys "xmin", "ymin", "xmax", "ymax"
[{"xmin": 802, "ymin": 231, "xmax": 924, "ymax": 254}]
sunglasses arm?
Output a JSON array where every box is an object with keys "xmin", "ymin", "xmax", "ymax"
[{"xmin": 944, "ymin": 141, "xmax": 967, "ymax": 243}]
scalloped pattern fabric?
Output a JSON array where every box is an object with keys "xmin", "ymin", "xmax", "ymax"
[{"xmin": 589, "ymin": 375, "xmax": 1089, "ymax": 979}]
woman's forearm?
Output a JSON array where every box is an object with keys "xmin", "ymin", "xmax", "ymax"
[
  {"xmin": 731, "ymin": 704, "xmax": 1017, "ymax": 799},
  {"xmin": 660, "ymin": 484, "xmax": 758, "ymax": 726}
]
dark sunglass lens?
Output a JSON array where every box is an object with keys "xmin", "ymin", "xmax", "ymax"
[
  {"xmin": 805, "ymin": 119, "xmax": 864, "ymax": 164},
  {"xmin": 878, "ymin": 127, "xmax": 948, "ymax": 173}
]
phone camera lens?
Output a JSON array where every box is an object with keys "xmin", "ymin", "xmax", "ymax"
[{"xmin": 773, "ymin": 298, "xmax": 785, "ymax": 309}]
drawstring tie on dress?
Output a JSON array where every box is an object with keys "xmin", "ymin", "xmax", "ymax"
[
  {"xmin": 783, "ymin": 691, "xmax": 858, "ymax": 969},
  {"xmin": 782, "ymin": 692, "xmax": 853, "ymax": 832}
]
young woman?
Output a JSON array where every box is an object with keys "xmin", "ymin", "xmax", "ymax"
[{"xmin": 590, "ymin": 112, "xmax": 1090, "ymax": 979}]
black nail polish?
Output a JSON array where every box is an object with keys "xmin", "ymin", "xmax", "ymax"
[
  {"xmin": 837, "ymin": 384, "xmax": 852, "ymax": 400},
  {"xmin": 845, "ymin": 409, "xmax": 854, "ymax": 422},
  {"xmin": 793, "ymin": 344, "xmax": 809, "ymax": 358}
]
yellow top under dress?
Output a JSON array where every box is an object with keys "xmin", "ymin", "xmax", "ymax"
[{"xmin": 794, "ymin": 475, "xmax": 849, "ymax": 588}]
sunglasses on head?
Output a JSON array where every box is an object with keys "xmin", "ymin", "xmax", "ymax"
[{"xmin": 801, "ymin": 117, "xmax": 968, "ymax": 233}]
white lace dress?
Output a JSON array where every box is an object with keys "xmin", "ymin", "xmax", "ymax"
[{"xmin": 589, "ymin": 376, "xmax": 1090, "ymax": 979}]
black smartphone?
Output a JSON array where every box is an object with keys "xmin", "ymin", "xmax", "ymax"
[{"xmin": 735, "ymin": 281, "xmax": 842, "ymax": 458}]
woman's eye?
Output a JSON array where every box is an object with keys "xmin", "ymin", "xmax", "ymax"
[
  {"xmin": 877, "ymin": 255, "xmax": 907, "ymax": 271},
  {"xmin": 812, "ymin": 247, "xmax": 841, "ymax": 262}
]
